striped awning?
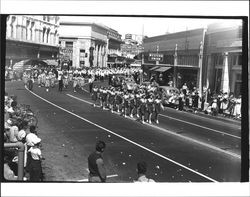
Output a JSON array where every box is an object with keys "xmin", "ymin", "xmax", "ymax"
[
  {"xmin": 42, "ymin": 59, "xmax": 58, "ymax": 66},
  {"xmin": 149, "ymin": 66, "xmax": 159, "ymax": 71},
  {"xmin": 13, "ymin": 60, "xmax": 31, "ymax": 72},
  {"xmin": 155, "ymin": 67, "xmax": 171, "ymax": 72}
]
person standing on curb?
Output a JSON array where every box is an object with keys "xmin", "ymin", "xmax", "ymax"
[{"xmin": 88, "ymin": 141, "xmax": 107, "ymax": 182}]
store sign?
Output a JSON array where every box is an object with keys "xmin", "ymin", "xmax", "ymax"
[
  {"xmin": 148, "ymin": 53, "xmax": 164, "ymax": 62},
  {"xmin": 60, "ymin": 48, "xmax": 73, "ymax": 60}
]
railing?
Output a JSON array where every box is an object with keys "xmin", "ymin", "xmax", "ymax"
[{"xmin": 4, "ymin": 142, "xmax": 25, "ymax": 181}]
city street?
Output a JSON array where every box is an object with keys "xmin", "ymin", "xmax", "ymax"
[{"xmin": 5, "ymin": 80, "xmax": 241, "ymax": 182}]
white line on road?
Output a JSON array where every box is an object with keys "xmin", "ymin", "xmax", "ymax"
[
  {"xmin": 67, "ymin": 93, "xmax": 241, "ymax": 160},
  {"xmin": 77, "ymin": 174, "xmax": 119, "ymax": 182},
  {"xmin": 26, "ymin": 88, "xmax": 218, "ymax": 182},
  {"xmin": 68, "ymin": 93, "xmax": 93, "ymax": 105},
  {"xmin": 71, "ymin": 87, "xmax": 240, "ymax": 140},
  {"xmin": 159, "ymin": 113, "xmax": 241, "ymax": 139}
]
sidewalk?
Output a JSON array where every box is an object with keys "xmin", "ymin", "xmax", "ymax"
[{"xmin": 184, "ymin": 108, "xmax": 241, "ymax": 125}]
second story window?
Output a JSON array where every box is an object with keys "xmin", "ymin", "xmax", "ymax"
[
  {"xmin": 26, "ymin": 20, "xmax": 30, "ymax": 40},
  {"xmin": 232, "ymin": 54, "xmax": 242, "ymax": 66}
]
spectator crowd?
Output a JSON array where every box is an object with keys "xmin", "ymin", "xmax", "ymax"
[{"xmin": 4, "ymin": 92, "xmax": 43, "ymax": 181}]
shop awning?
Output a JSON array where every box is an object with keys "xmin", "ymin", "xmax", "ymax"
[
  {"xmin": 13, "ymin": 60, "xmax": 31, "ymax": 71},
  {"xmin": 42, "ymin": 59, "xmax": 58, "ymax": 66},
  {"xmin": 149, "ymin": 66, "xmax": 159, "ymax": 71},
  {"xmin": 155, "ymin": 67, "xmax": 171, "ymax": 72}
]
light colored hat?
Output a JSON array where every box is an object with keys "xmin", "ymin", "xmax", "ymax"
[
  {"xmin": 5, "ymin": 122, "xmax": 11, "ymax": 129},
  {"xmin": 32, "ymin": 135, "xmax": 41, "ymax": 145},
  {"xmin": 18, "ymin": 130, "xmax": 26, "ymax": 141},
  {"xmin": 7, "ymin": 119, "xmax": 12, "ymax": 125}
]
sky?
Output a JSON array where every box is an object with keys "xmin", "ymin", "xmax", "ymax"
[{"xmin": 60, "ymin": 16, "xmax": 242, "ymax": 39}]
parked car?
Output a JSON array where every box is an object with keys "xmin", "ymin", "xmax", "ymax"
[
  {"xmin": 130, "ymin": 60, "xmax": 142, "ymax": 67},
  {"xmin": 124, "ymin": 76, "xmax": 138, "ymax": 91},
  {"xmin": 159, "ymin": 86, "xmax": 180, "ymax": 107}
]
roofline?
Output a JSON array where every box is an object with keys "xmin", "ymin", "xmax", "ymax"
[
  {"xmin": 60, "ymin": 21, "xmax": 110, "ymax": 30},
  {"xmin": 144, "ymin": 28, "xmax": 205, "ymax": 43}
]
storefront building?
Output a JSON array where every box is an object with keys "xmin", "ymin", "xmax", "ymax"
[
  {"xmin": 5, "ymin": 15, "xmax": 60, "ymax": 70},
  {"xmin": 121, "ymin": 33, "xmax": 144, "ymax": 59},
  {"xmin": 204, "ymin": 22, "xmax": 242, "ymax": 97},
  {"xmin": 59, "ymin": 22, "xmax": 123, "ymax": 68},
  {"xmin": 143, "ymin": 22, "xmax": 243, "ymax": 97},
  {"xmin": 143, "ymin": 28, "xmax": 206, "ymax": 90}
]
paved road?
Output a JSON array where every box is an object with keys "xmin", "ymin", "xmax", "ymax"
[{"xmin": 5, "ymin": 80, "xmax": 241, "ymax": 182}]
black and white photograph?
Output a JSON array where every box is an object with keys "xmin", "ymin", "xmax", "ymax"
[{"xmin": 0, "ymin": 1, "xmax": 249, "ymax": 197}]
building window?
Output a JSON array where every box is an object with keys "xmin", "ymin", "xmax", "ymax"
[
  {"xmin": 54, "ymin": 30, "xmax": 58, "ymax": 45},
  {"xmin": 26, "ymin": 20, "xmax": 30, "ymax": 40},
  {"xmin": 213, "ymin": 53, "xmax": 224, "ymax": 66},
  {"xmin": 215, "ymin": 68, "xmax": 222, "ymax": 93},
  {"xmin": 10, "ymin": 23, "xmax": 14, "ymax": 37},
  {"xmin": 232, "ymin": 54, "xmax": 242, "ymax": 66},
  {"xmin": 10, "ymin": 16, "xmax": 16, "ymax": 38},
  {"xmin": 236, "ymin": 73, "xmax": 241, "ymax": 81},
  {"xmin": 218, "ymin": 55, "xmax": 223, "ymax": 65},
  {"xmin": 235, "ymin": 73, "xmax": 242, "ymax": 97},
  {"xmin": 42, "ymin": 28, "xmax": 46, "ymax": 42},
  {"xmin": 46, "ymin": 29, "xmax": 50, "ymax": 43},
  {"xmin": 238, "ymin": 55, "xmax": 242, "ymax": 65},
  {"xmin": 30, "ymin": 22, "xmax": 34, "ymax": 41},
  {"xmin": 177, "ymin": 55, "xmax": 198, "ymax": 66},
  {"xmin": 80, "ymin": 49, "xmax": 85, "ymax": 67},
  {"xmin": 66, "ymin": 41, "xmax": 73, "ymax": 48},
  {"xmin": 232, "ymin": 55, "xmax": 237, "ymax": 65}
]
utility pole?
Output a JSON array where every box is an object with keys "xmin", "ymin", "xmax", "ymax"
[
  {"xmin": 173, "ymin": 44, "xmax": 178, "ymax": 88},
  {"xmin": 156, "ymin": 45, "xmax": 159, "ymax": 65}
]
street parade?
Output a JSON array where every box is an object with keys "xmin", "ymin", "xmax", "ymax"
[{"xmin": 3, "ymin": 14, "xmax": 245, "ymax": 184}]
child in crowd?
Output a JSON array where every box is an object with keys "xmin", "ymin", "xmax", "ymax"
[{"xmin": 28, "ymin": 142, "xmax": 43, "ymax": 181}]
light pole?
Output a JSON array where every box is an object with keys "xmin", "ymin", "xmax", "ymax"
[
  {"xmin": 198, "ymin": 41, "xmax": 204, "ymax": 98},
  {"xmin": 156, "ymin": 45, "xmax": 159, "ymax": 65},
  {"xmin": 173, "ymin": 44, "xmax": 178, "ymax": 88}
]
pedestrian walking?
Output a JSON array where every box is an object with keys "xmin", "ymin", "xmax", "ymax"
[
  {"xmin": 88, "ymin": 141, "xmax": 107, "ymax": 182},
  {"xmin": 89, "ymin": 76, "xmax": 94, "ymax": 93},
  {"xmin": 134, "ymin": 161, "xmax": 155, "ymax": 182},
  {"xmin": 58, "ymin": 72, "xmax": 63, "ymax": 92},
  {"xmin": 27, "ymin": 75, "xmax": 34, "ymax": 91}
]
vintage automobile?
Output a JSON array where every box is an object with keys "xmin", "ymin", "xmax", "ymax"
[
  {"xmin": 111, "ymin": 75, "xmax": 138, "ymax": 91},
  {"xmin": 158, "ymin": 86, "xmax": 180, "ymax": 107}
]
